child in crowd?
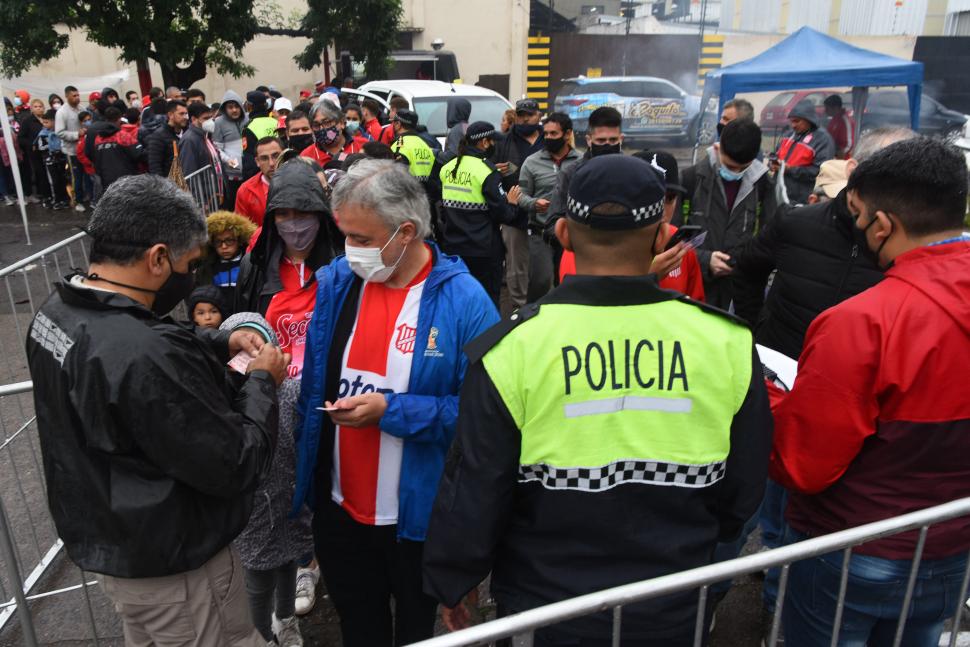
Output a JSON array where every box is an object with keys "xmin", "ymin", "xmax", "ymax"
[
  {"xmin": 35, "ymin": 110, "xmax": 69, "ymax": 210},
  {"xmin": 219, "ymin": 312, "xmax": 312, "ymax": 647},
  {"xmin": 187, "ymin": 286, "xmax": 226, "ymax": 329},
  {"xmin": 198, "ymin": 211, "xmax": 257, "ymax": 309}
]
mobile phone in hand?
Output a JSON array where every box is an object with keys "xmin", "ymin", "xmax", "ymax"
[{"xmin": 664, "ymin": 225, "xmax": 704, "ymax": 251}]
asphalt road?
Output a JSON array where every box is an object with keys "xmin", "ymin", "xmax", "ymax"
[{"xmin": 0, "ymin": 201, "xmax": 963, "ymax": 647}]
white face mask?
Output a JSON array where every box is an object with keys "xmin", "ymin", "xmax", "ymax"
[
  {"xmin": 344, "ymin": 225, "xmax": 406, "ymax": 283},
  {"xmin": 202, "ymin": 119, "xmax": 215, "ymax": 134}
]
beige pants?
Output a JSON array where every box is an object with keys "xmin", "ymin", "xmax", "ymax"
[
  {"xmin": 502, "ymin": 225, "xmax": 530, "ymax": 309},
  {"xmin": 99, "ymin": 547, "xmax": 261, "ymax": 647}
]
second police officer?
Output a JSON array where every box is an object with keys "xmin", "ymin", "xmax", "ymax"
[
  {"xmin": 437, "ymin": 121, "xmax": 521, "ymax": 307},
  {"xmin": 423, "ymin": 154, "xmax": 774, "ymax": 645}
]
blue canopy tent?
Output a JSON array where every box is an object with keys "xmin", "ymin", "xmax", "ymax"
[{"xmin": 699, "ymin": 26, "xmax": 924, "ymax": 140}]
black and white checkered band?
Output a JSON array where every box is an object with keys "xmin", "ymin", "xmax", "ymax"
[
  {"xmin": 566, "ymin": 196, "xmax": 665, "ymax": 229},
  {"xmin": 519, "ymin": 459, "xmax": 726, "ymax": 491},
  {"xmin": 443, "ymin": 198, "xmax": 489, "ymax": 211},
  {"xmin": 468, "ymin": 129, "xmax": 496, "ymax": 142}
]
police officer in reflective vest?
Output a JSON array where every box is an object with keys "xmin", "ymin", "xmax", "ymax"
[
  {"xmin": 424, "ymin": 154, "xmax": 773, "ymax": 645},
  {"xmin": 437, "ymin": 121, "xmax": 520, "ymax": 307},
  {"xmin": 391, "ymin": 109, "xmax": 439, "ymax": 183}
]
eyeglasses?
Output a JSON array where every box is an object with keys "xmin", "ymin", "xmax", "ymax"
[
  {"xmin": 256, "ymin": 152, "xmax": 282, "ymax": 163},
  {"xmin": 214, "ymin": 237, "xmax": 237, "ymax": 247},
  {"xmin": 311, "ymin": 119, "xmax": 338, "ymax": 131}
]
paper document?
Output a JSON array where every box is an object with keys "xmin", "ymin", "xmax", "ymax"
[{"xmin": 756, "ymin": 344, "xmax": 798, "ymax": 391}]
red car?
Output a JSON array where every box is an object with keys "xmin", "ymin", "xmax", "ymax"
[{"xmin": 760, "ymin": 89, "xmax": 841, "ymax": 136}]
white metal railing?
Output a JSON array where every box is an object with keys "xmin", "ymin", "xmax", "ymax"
[{"xmin": 408, "ymin": 498, "xmax": 970, "ymax": 647}]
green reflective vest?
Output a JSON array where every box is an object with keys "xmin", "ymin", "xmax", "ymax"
[
  {"xmin": 392, "ymin": 133, "xmax": 436, "ymax": 181},
  {"xmin": 481, "ymin": 299, "xmax": 752, "ymax": 490},
  {"xmin": 439, "ymin": 155, "xmax": 492, "ymax": 211},
  {"xmin": 245, "ymin": 116, "xmax": 278, "ymax": 142}
]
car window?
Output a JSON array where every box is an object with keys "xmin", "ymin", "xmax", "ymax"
[
  {"xmin": 804, "ymin": 93, "xmax": 826, "ymax": 106},
  {"xmin": 872, "ymin": 92, "xmax": 907, "ymax": 110},
  {"xmin": 639, "ymin": 82, "xmax": 682, "ymax": 99},
  {"xmin": 767, "ymin": 92, "xmax": 796, "ymax": 108},
  {"xmin": 413, "ymin": 96, "xmax": 510, "ymax": 138},
  {"xmin": 559, "ymin": 82, "xmax": 581, "ymax": 96}
]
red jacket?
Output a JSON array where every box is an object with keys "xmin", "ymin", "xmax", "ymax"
[
  {"xmin": 363, "ymin": 117, "xmax": 383, "ymax": 142},
  {"xmin": 558, "ymin": 226, "xmax": 706, "ymax": 302},
  {"xmin": 825, "ymin": 109, "xmax": 855, "ymax": 159},
  {"xmin": 299, "ymin": 136, "xmax": 366, "ymax": 167},
  {"xmin": 770, "ymin": 239, "xmax": 970, "ymax": 559},
  {"xmin": 235, "ymin": 173, "xmax": 270, "ymax": 227}
]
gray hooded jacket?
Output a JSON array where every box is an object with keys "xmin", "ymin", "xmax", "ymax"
[{"xmin": 212, "ymin": 90, "xmax": 249, "ymax": 180}]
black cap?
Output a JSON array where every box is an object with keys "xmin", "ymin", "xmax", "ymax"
[
  {"xmin": 466, "ymin": 121, "xmax": 497, "ymax": 142},
  {"xmin": 634, "ymin": 150, "xmax": 685, "ymax": 195},
  {"xmin": 246, "ymin": 90, "xmax": 268, "ymax": 109},
  {"xmin": 515, "ymin": 98, "xmax": 540, "ymax": 114},
  {"xmin": 187, "ymin": 286, "xmax": 227, "ymax": 317},
  {"xmin": 567, "ymin": 155, "xmax": 666, "ymax": 230},
  {"xmin": 393, "ymin": 109, "xmax": 419, "ymax": 129}
]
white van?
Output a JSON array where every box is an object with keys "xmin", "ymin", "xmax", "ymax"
[{"xmin": 343, "ymin": 80, "xmax": 513, "ymax": 144}]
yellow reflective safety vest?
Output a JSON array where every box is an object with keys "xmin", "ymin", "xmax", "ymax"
[
  {"xmin": 439, "ymin": 155, "xmax": 492, "ymax": 212},
  {"xmin": 482, "ymin": 280, "xmax": 754, "ymax": 489},
  {"xmin": 245, "ymin": 116, "xmax": 278, "ymax": 143},
  {"xmin": 393, "ymin": 133, "xmax": 436, "ymax": 182}
]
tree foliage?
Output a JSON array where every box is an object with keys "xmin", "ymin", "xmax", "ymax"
[{"xmin": 0, "ymin": 0, "xmax": 403, "ymax": 88}]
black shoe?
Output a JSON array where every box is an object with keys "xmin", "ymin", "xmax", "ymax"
[{"xmin": 52, "ymin": 201, "xmax": 69, "ymax": 211}]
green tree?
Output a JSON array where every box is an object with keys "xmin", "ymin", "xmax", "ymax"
[
  {"xmin": 0, "ymin": 0, "xmax": 259, "ymax": 89},
  {"xmin": 256, "ymin": 0, "xmax": 403, "ymax": 80},
  {"xmin": 0, "ymin": 0, "xmax": 403, "ymax": 88}
]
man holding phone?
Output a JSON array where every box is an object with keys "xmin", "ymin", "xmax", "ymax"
[{"xmin": 678, "ymin": 119, "xmax": 776, "ymax": 310}]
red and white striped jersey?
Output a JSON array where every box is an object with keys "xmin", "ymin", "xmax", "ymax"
[{"xmin": 331, "ymin": 259, "xmax": 432, "ymax": 525}]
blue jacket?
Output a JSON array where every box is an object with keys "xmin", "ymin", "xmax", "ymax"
[{"xmin": 293, "ymin": 243, "xmax": 499, "ymax": 540}]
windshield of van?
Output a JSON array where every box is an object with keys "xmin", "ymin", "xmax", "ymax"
[{"xmin": 413, "ymin": 96, "xmax": 511, "ymax": 138}]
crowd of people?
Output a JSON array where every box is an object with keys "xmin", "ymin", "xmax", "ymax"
[{"xmin": 19, "ymin": 72, "xmax": 970, "ymax": 647}]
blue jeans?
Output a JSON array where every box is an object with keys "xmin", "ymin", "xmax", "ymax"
[
  {"xmin": 782, "ymin": 526, "xmax": 968, "ymax": 647},
  {"xmin": 761, "ymin": 478, "xmax": 789, "ymax": 611}
]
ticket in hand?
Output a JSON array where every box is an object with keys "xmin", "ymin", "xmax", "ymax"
[{"xmin": 228, "ymin": 350, "xmax": 255, "ymax": 374}]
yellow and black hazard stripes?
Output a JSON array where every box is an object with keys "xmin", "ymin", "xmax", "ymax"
[
  {"xmin": 527, "ymin": 36, "xmax": 551, "ymax": 111},
  {"xmin": 697, "ymin": 33, "xmax": 724, "ymax": 89}
]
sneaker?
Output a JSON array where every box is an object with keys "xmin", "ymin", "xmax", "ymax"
[
  {"xmin": 274, "ymin": 616, "xmax": 302, "ymax": 647},
  {"xmin": 26, "ymin": 195, "xmax": 40, "ymax": 204},
  {"xmin": 3, "ymin": 196, "xmax": 14, "ymax": 206},
  {"xmin": 52, "ymin": 201, "xmax": 69, "ymax": 211},
  {"xmin": 74, "ymin": 203, "xmax": 86, "ymax": 212},
  {"xmin": 294, "ymin": 564, "xmax": 320, "ymax": 616}
]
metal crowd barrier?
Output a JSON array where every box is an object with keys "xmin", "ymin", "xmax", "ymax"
[
  {"xmin": 409, "ymin": 497, "xmax": 970, "ymax": 647},
  {"xmin": 184, "ymin": 164, "xmax": 221, "ymax": 215},
  {"xmin": 0, "ymin": 233, "xmax": 108, "ymax": 643}
]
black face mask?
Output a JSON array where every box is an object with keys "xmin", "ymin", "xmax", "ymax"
[
  {"xmin": 288, "ymin": 133, "xmax": 313, "ymax": 152},
  {"xmin": 860, "ymin": 213, "xmax": 894, "ymax": 270},
  {"xmin": 484, "ymin": 144, "xmax": 496, "ymax": 158},
  {"xmin": 83, "ymin": 253, "xmax": 196, "ymax": 316},
  {"xmin": 514, "ymin": 123, "xmax": 541, "ymax": 137},
  {"xmin": 716, "ymin": 121, "xmax": 726, "ymax": 137},
  {"xmin": 590, "ymin": 142, "xmax": 621, "ymax": 157},
  {"xmin": 543, "ymin": 136, "xmax": 566, "ymax": 154}
]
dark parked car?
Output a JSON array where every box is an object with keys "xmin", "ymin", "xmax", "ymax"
[{"xmin": 842, "ymin": 90, "xmax": 966, "ymax": 140}]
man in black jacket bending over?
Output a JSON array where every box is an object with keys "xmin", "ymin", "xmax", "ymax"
[
  {"xmin": 26, "ymin": 174, "xmax": 289, "ymax": 646},
  {"xmin": 733, "ymin": 126, "xmax": 916, "ymax": 360}
]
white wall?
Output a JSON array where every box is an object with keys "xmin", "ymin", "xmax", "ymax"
[{"xmin": 4, "ymin": 0, "xmax": 529, "ymax": 105}]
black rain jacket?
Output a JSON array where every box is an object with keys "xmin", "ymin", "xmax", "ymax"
[
  {"xmin": 26, "ymin": 278, "xmax": 279, "ymax": 578},
  {"xmin": 733, "ymin": 190, "xmax": 884, "ymax": 359},
  {"xmin": 234, "ymin": 160, "xmax": 342, "ymax": 315}
]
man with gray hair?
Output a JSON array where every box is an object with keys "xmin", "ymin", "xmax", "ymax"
[
  {"xmin": 300, "ymin": 98, "xmax": 360, "ymax": 166},
  {"xmin": 291, "ymin": 159, "xmax": 499, "ymax": 647},
  {"xmin": 26, "ymin": 174, "xmax": 289, "ymax": 646},
  {"xmin": 732, "ymin": 126, "xmax": 916, "ymax": 620}
]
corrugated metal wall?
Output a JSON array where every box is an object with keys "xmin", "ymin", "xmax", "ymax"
[
  {"xmin": 839, "ymin": 0, "xmax": 929, "ymax": 35},
  {"xmin": 738, "ymin": 0, "xmax": 782, "ymax": 32},
  {"xmin": 787, "ymin": 0, "xmax": 833, "ymax": 32}
]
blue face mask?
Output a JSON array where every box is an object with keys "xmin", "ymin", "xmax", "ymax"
[{"xmin": 718, "ymin": 165, "xmax": 745, "ymax": 182}]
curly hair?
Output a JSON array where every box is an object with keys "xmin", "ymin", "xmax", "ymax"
[{"xmin": 206, "ymin": 211, "xmax": 257, "ymax": 249}]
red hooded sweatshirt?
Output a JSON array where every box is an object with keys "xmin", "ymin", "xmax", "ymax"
[{"xmin": 770, "ymin": 238, "xmax": 970, "ymax": 559}]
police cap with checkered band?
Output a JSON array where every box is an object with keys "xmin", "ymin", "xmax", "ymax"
[{"xmin": 566, "ymin": 155, "xmax": 666, "ymax": 230}]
